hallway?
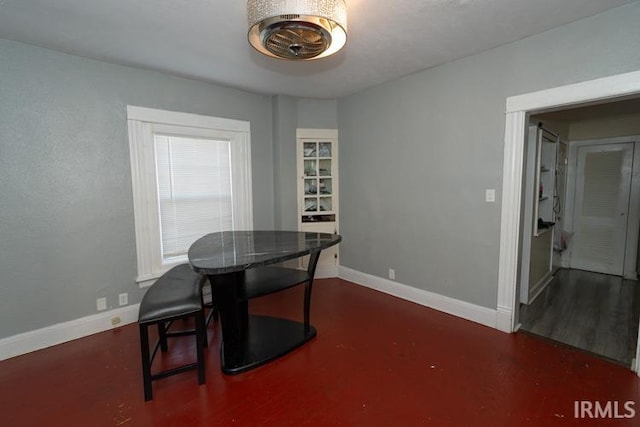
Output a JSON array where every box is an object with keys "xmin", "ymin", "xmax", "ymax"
[{"xmin": 520, "ymin": 268, "xmax": 640, "ymax": 367}]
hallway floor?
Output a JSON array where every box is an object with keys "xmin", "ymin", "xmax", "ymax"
[{"xmin": 520, "ymin": 268, "xmax": 640, "ymax": 367}]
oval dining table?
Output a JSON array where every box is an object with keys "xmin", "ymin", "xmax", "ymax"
[{"xmin": 188, "ymin": 230, "xmax": 342, "ymax": 374}]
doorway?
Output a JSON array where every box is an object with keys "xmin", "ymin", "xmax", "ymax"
[
  {"xmin": 496, "ymin": 70, "xmax": 640, "ymax": 372},
  {"xmin": 517, "ymin": 114, "xmax": 640, "ymax": 366},
  {"xmin": 519, "ymin": 130, "xmax": 640, "ymax": 366}
]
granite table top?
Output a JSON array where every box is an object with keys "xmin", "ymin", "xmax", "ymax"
[{"xmin": 188, "ymin": 230, "xmax": 342, "ymax": 275}]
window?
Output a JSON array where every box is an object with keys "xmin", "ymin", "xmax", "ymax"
[{"xmin": 127, "ymin": 106, "xmax": 253, "ymax": 287}]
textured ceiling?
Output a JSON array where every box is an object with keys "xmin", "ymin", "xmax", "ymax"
[{"xmin": 0, "ymin": 0, "xmax": 635, "ymax": 98}]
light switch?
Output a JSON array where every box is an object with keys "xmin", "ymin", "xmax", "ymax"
[{"xmin": 485, "ymin": 189, "xmax": 496, "ymax": 203}]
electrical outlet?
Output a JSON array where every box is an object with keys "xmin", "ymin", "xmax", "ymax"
[
  {"xmin": 118, "ymin": 293, "xmax": 128, "ymax": 306},
  {"xmin": 389, "ymin": 269, "xmax": 395, "ymax": 280},
  {"xmin": 485, "ymin": 189, "xmax": 496, "ymax": 203},
  {"xmin": 96, "ymin": 297, "xmax": 107, "ymax": 311}
]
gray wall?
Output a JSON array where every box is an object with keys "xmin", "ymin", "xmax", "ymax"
[
  {"xmin": 338, "ymin": 3, "xmax": 640, "ymax": 309},
  {"xmin": 2, "ymin": 3, "xmax": 638, "ymax": 341},
  {"xmin": 272, "ymin": 95, "xmax": 298, "ymax": 231},
  {"xmin": 297, "ymin": 98, "xmax": 338, "ymax": 129},
  {"xmin": 0, "ymin": 40, "xmax": 275, "ymax": 339},
  {"xmin": 569, "ymin": 113, "xmax": 640, "ymax": 140},
  {"xmin": 271, "ymin": 96, "xmax": 337, "ymax": 231}
]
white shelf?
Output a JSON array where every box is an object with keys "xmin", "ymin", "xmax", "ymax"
[
  {"xmin": 297, "ymin": 130, "xmax": 340, "ymax": 270},
  {"xmin": 535, "ymin": 226, "xmax": 553, "ymax": 236},
  {"xmin": 533, "ymin": 125, "xmax": 558, "ymax": 236}
]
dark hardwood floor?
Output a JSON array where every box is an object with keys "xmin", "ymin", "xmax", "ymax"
[
  {"xmin": 2, "ymin": 278, "xmax": 639, "ymax": 426},
  {"xmin": 520, "ymin": 268, "xmax": 640, "ymax": 367}
]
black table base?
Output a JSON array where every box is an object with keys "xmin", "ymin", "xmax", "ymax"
[
  {"xmin": 207, "ymin": 263, "xmax": 319, "ymax": 375},
  {"xmin": 220, "ymin": 315, "xmax": 316, "ymax": 374},
  {"xmin": 190, "ymin": 231, "xmax": 341, "ymax": 375}
]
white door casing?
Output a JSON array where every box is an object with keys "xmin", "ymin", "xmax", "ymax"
[{"xmin": 496, "ymin": 70, "xmax": 640, "ymax": 334}]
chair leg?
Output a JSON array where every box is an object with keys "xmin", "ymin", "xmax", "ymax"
[
  {"xmin": 157, "ymin": 322, "xmax": 169, "ymax": 352},
  {"xmin": 140, "ymin": 310, "xmax": 206, "ymax": 401},
  {"xmin": 202, "ymin": 313, "xmax": 209, "ymax": 348},
  {"xmin": 201, "ymin": 279, "xmax": 217, "ymax": 326},
  {"xmin": 139, "ymin": 324, "xmax": 153, "ymax": 401},
  {"xmin": 195, "ymin": 310, "xmax": 206, "ymax": 385},
  {"xmin": 205, "ymin": 304, "xmax": 218, "ymax": 326}
]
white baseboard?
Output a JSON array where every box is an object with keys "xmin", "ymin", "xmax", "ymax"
[
  {"xmin": 1, "ymin": 266, "xmax": 498, "ymax": 361},
  {"xmin": 0, "ymin": 304, "xmax": 140, "ymax": 361},
  {"xmin": 496, "ymin": 305, "xmax": 514, "ymax": 332},
  {"xmin": 527, "ymin": 273, "xmax": 554, "ymax": 305},
  {"xmin": 314, "ymin": 265, "xmax": 339, "ymax": 279},
  {"xmin": 338, "ymin": 266, "xmax": 497, "ymax": 329}
]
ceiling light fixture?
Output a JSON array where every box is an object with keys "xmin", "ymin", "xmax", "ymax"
[{"xmin": 247, "ymin": 0, "xmax": 347, "ymax": 61}]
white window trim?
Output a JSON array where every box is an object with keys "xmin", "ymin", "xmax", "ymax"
[{"xmin": 127, "ymin": 106, "xmax": 253, "ymax": 287}]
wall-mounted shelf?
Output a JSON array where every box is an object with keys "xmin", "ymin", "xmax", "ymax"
[
  {"xmin": 536, "ymin": 227, "xmax": 553, "ymax": 236},
  {"xmin": 533, "ymin": 125, "xmax": 558, "ymax": 237},
  {"xmin": 521, "ymin": 123, "xmax": 563, "ymax": 306}
]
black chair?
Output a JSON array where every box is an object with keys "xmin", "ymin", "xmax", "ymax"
[{"xmin": 138, "ymin": 264, "xmax": 209, "ymax": 401}]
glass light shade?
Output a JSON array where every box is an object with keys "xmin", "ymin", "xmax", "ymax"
[{"xmin": 247, "ymin": 0, "xmax": 347, "ymax": 60}]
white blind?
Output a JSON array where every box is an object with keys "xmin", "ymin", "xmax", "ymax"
[{"xmin": 154, "ymin": 134, "xmax": 233, "ymax": 260}]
